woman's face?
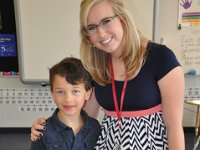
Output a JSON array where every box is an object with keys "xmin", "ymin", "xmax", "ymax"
[{"xmin": 86, "ymin": 1, "xmax": 124, "ymax": 55}]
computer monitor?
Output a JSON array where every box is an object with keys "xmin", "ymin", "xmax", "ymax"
[{"xmin": 0, "ymin": 0, "xmax": 18, "ymax": 74}]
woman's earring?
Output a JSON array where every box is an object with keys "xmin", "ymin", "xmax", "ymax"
[
  {"xmin": 90, "ymin": 43, "xmax": 95, "ymax": 47},
  {"xmin": 86, "ymin": 39, "xmax": 95, "ymax": 47}
]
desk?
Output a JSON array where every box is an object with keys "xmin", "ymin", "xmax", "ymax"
[{"xmin": 185, "ymin": 100, "xmax": 200, "ymax": 134}]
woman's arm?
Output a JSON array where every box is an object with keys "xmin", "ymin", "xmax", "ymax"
[
  {"xmin": 83, "ymin": 88, "xmax": 100, "ymax": 118},
  {"xmin": 31, "ymin": 117, "xmax": 46, "ymax": 141},
  {"xmin": 158, "ymin": 66, "xmax": 185, "ymax": 150}
]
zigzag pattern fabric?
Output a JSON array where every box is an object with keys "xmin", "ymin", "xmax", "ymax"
[{"xmin": 95, "ymin": 111, "xmax": 168, "ymax": 150}]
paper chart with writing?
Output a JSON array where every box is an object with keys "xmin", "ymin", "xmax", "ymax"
[{"xmin": 180, "ymin": 27, "xmax": 200, "ymax": 75}]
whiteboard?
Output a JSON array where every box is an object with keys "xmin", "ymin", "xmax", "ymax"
[{"xmin": 14, "ymin": 0, "xmax": 154, "ymax": 84}]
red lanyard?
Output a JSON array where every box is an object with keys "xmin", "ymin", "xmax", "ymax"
[{"xmin": 111, "ymin": 61, "xmax": 128, "ymax": 128}]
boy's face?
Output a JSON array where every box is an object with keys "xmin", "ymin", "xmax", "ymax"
[{"xmin": 51, "ymin": 75, "xmax": 92, "ymax": 117}]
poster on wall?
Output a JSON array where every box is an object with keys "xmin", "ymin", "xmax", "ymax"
[
  {"xmin": 178, "ymin": 0, "xmax": 200, "ymax": 75},
  {"xmin": 180, "ymin": 27, "xmax": 200, "ymax": 75},
  {"xmin": 178, "ymin": 0, "xmax": 200, "ymax": 28}
]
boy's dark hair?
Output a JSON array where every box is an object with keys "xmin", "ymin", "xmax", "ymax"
[{"xmin": 49, "ymin": 57, "xmax": 92, "ymax": 92}]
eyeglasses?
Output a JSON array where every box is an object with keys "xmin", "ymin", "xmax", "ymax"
[{"xmin": 84, "ymin": 15, "xmax": 118, "ymax": 36}]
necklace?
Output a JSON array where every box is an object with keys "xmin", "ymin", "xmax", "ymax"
[{"xmin": 111, "ymin": 60, "xmax": 128, "ymax": 150}]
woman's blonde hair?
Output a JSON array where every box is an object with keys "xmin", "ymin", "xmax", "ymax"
[{"xmin": 80, "ymin": 0, "xmax": 148, "ymax": 85}]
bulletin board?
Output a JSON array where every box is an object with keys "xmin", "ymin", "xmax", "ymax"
[{"xmin": 14, "ymin": 0, "xmax": 155, "ymax": 84}]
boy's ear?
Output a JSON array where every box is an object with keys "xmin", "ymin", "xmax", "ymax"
[
  {"xmin": 51, "ymin": 91, "xmax": 56, "ymax": 103},
  {"xmin": 85, "ymin": 88, "xmax": 93, "ymax": 101}
]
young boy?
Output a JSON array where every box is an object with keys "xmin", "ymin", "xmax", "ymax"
[{"xmin": 30, "ymin": 57, "xmax": 101, "ymax": 150}]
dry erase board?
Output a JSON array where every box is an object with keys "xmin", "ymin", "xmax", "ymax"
[{"xmin": 14, "ymin": 0, "xmax": 155, "ymax": 84}]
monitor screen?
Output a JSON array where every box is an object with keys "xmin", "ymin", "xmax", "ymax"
[
  {"xmin": 0, "ymin": 34, "xmax": 17, "ymax": 57},
  {"xmin": 0, "ymin": 0, "xmax": 18, "ymax": 74}
]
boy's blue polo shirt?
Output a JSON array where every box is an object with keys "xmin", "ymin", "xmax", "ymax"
[{"xmin": 31, "ymin": 108, "xmax": 101, "ymax": 150}]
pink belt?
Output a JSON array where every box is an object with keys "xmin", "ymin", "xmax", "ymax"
[{"xmin": 104, "ymin": 104, "xmax": 162, "ymax": 118}]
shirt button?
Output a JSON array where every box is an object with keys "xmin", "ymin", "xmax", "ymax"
[{"xmin": 70, "ymin": 139, "xmax": 73, "ymax": 143}]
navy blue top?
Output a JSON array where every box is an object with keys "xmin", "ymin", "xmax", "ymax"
[
  {"xmin": 93, "ymin": 42, "xmax": 180, "ymax": 111},
  {"xmin": 31, "ymin": 108, "xmax": 101, "ymax": 150}
]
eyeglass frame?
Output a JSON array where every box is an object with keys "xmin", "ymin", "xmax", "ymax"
[{"xmin": 84, "ymin": 15, "xmax": 118, "ymax": 36}]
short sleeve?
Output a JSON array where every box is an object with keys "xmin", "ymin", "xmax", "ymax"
[{"xmin": 148, "ymin": 43, "xmax": 180, "ymax": 81}]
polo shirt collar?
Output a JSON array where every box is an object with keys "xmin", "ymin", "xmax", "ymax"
[{"xmin": 51, "ymin": 108, "xmax": 92, "ymax": 132}]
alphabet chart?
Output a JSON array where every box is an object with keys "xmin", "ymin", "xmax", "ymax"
[
  {"xmin": 0, "ymin": 77, "xmax": 55, "ymax": 127},
  {"xmin": 0, "ymin": 88, "xmax": 56, "ymax": 112}
]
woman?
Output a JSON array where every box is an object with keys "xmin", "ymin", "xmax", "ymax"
[{"xmin": 31, "ymin": 0, "xmax": 185, "ymax": 149}]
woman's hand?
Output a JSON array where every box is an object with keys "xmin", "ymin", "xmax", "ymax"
[{"xmin": 30, "ymin": 117, "xmax": 46, "ymax": 141}]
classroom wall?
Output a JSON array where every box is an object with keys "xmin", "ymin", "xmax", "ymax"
[
  {"xmin": 0, "ymin": 77, "xmax": 54, "ymax": 127},
  {"xmin": 158, "ymin": 0, "xmax": 200, "ymax": 126},
  {"xmin": 184, "ymin": 75, "xmax": 200, "ymax": 126},
  {"xmin": 0, "ymin": 0, "xmax": 199, "ymax": 128}
]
